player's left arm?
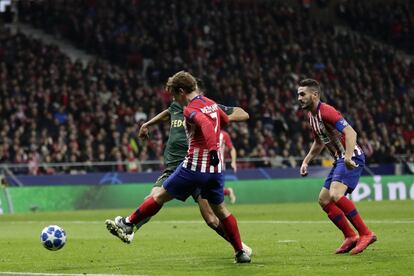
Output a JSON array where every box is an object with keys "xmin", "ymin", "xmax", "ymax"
[
  {"xmin": 228, "ymin": 107, "xmax": 249, "ymax": 122},
  {"xmin": 218, "ymin": 104, "xmax": 249, "ymax": 122},
  {"xmin": 322, "ymin": 104, "xmax": 359, "ymax": 170},
  {"xmin": 342, "ymin": 125, "xmax": 359, "ymax": 169},
  {"xmin": 138, "ymin": 109, "xmax": 170, "ymax": 140}
]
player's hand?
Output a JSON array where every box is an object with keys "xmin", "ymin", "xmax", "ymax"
[
  {"xmin": 138, "ymin": 124, "xmax": 150, "ymax": 140},
  {"xmin": 209, "ymin": 150, "xmax": 219, "ymax": 167},
  {"xmin": 300, "ymin": 162, "xmax": 308, "ymax": 177},
  {"xmin": 344, "ymin": 157, "xmax": 358, "ymax": 170},
  {"xmin": 231, "ymin": 161, "xmax": 237, "ymax": 173}
]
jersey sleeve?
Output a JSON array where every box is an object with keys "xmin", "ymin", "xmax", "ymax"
[
  {"xmin": 218, "ymin": 104, "xmax": 234, "ymax": 116},
  {"xmin": 320, "ymin": 104, "xmax": 349, "ymax": 132},
  {"xmin": 218, "ymin": 107, "xmax": 229, "ymax": 128}
]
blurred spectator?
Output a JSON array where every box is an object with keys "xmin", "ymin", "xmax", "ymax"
[
  {"xmin": 0, "ymin": 0, "xmax": 410, "ymax": 174},
  {"xmin": 337, "ymin": 0, "xmax": 414, "ymax": 54}
]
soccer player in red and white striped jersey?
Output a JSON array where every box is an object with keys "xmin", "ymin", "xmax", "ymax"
[
  {"xmin": 106, "ymin": 71, "xmax": 250, "ymax": 263},
  {"xmin": 181, "ymin": 95, "xmax": 227, "ymax": 173},
  {"xmin": 219, "ymin": 130, "xmax": 237, "ymax": 203},
  {"xmin": 298, "ymin": 78, "xmax": 376, "ymax": 255}
]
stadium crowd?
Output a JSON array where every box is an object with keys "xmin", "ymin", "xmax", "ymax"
[
  {"xmin": 336, "ymin": 0, "xmax": 414, "ymax": 54},
  {"xmin": 0, "ymin": 0, "xmax": 412, "ymax": 175}
]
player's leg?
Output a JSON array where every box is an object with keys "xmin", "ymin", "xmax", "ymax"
[
  {"xmin": 224, "ymin": 187, "xmax": 236, "ymax": 204},
  {"xmin": 201, "ymin": 174, "xmax": 250, "ymax": 263},
  {"xmin": 105, "ymin": 187, "xmax": 173, "ymax": 243},
  {"xmin": 320, "ymin": 185, "xmax": 358, "ymax": 253},
  {"xmin": 320, "ymin": 187, "xmax": 357, "ymax": 239},
  {"xmin": 195, "ymin": 194, "xmax": 226, "ymax": 239},
  {"xmin": 195, "ymin": 194, "xmax": 252, "ymax": 256},
  {"xmin": 106, "ymin": 168, "xmax": 192, "ymax": 244},
  {"xmin": 330, "ymin": 157, "xmax": 376, "ymax": 254},
  {"xmin": 331, "ymin": 182, "xmax": 376, "ymax": 255},
  {"xmin": 128, "ymin": 186, "xmax": 173, "ymax": 224},
  {"xmin": 330, "ymin": 181, "xmax": 371, "ymax": 237},
  {"xmin": 321, "ymin": 169, "xmax": 357, "ymax": 236},
  {"xmin": 320, "ymin": 164, "xmax": 359, "ymax": 254},
  {"xmin": 135, "ymin": 170, "xmax": 174, "ymax": 230},
  {"xmin": 209, "ymin": 202, "xmax": 250, "ymax": 263},
  {"xmin": 127, "ymin": 166, "xmax": 197, "ymax": 226}
]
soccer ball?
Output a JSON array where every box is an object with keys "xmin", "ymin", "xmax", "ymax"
[{"xmin": 40, "ymin": 225, "xmax": 67, "ymax": 251}]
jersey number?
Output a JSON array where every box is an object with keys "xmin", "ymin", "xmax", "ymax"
[{"xmin": 209, "ymin": 112, "xmax": 218, "ymax": 133}]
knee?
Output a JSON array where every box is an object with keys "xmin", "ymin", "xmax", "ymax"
[
  {"xmin": 215, "ymin": 207, "xmax": 231, "ymax": 220},
  {"xmin": 153, "ymin": 188, "xmax": 171, "ymax": 204},
  {"xmin": 205, "ymin": 216, "xmax": 219, "ymax": 229},
  {"xmin": 200, "ymin": 205, "xmax": 219, "ymax": 227},
  {"xmin": 329, "ymin": 192, "xmax": 342, "ymax": 203},
  {"xmin": 318, "ymin": 197, "xmax": 330, "ymax": 208},
  {"xmin": 146, "ymin": 187, "xmax": 160, "ymax": 199}
]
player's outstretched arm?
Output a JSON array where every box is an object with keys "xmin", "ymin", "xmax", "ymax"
[
  {"xmin": 138, "ymin": 109, "xmax": 170, "ymax": 140},
  {"xmin": 300, "ymin": 139, "xmax": 324, "ymax": 176},
  {"xmin": 228, "ymin": 107, "xmax": 249, "ymax": 122}
]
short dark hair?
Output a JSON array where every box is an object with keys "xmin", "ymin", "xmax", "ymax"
[
  {"xmin": 166, "ymin": 71, "xmax": 197, "ymax": 95},
  {"xmin": 298, "ymin": 78, "xmax": 320, "ymax": 93}
]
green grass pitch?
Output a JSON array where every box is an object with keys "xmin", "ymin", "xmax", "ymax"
[{"xmin": 1, "ymin": 200, "xmax": 414, "ymax": 275}]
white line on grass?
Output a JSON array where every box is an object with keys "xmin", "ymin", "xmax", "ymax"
[
  {"xmin": 0, "ymin": 273, "xmax": 145, "ymax": 276},
  {"xmin": 3, "ymin": 220, "xmax": 414, "ymax": 224},
  {"xmin": 277, "ymin": 240, "xmax": 298, "ymax": 243}
]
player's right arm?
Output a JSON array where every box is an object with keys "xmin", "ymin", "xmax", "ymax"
[
  {"xmin": 138, "ymin": 109, "xmax": 170, "ymax": 140},
  {"xmin": 218, "ymin": 107, "xmax": 230, "ymax": 128},
  {"xmin": 300, "ymin": 138, "xmax": 325, "ymax": 177},
  {"xmin": 184, "ymin": 107, "xmax": 220, "ymax": 166}
]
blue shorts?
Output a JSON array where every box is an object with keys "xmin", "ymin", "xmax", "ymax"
[
  {"xmin": 163, "ymin": 165, "xmax": 225, "ymax": 205},
  {"xmin": 324, "ymin": 154, "xmax": 365, "ymax": 194}
]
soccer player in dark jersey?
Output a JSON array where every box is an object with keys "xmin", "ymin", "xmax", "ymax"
[
  {"xmin": 297, "ymin": 79, "xmax": 376, "ymax": 255},
  {"xmin": 106, "ymin": 71, "xmax": 251, "ymax": 263}
]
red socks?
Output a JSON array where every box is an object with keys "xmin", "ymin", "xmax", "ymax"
[
  {"xmin": 323, "ymin": 202, "xmax": 356, "ymax": 238},
  {"xmin": 128, "ymin": 197, "xmax": 162, "ymax": 225},
  {"xmin": 224, "ymin": 188, "xmax": 230, "ymax": 196},
  {"xmin": 220, "ymin": 214, "xmax": 243, "ymax": 252},
  {"xmin": 335, "ymin": 196, "xmax": 371, "ymax": 236}
]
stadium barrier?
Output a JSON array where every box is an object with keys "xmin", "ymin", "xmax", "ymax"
[
  {"xmin": 4, "ymin": 164, "xmax": 396, "ymax": 186},
  {"xmin": 0, "ymin": 175, "xmax": 413, "ymax": 214}
]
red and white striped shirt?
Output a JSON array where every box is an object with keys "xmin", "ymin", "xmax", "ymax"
[
  {"xmin": 182, "ymin": 96, "xmax": 229, "ymax": 173},
  {"xmin": 219, "ymin": 130, "xmax": 233, "ymax": 171},
  {"xmin": 308, "ymin": 102, "xmax": 363, "ymax": 159}
]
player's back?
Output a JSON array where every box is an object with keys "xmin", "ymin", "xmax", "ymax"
[{"xmin": 183, "ymin": 95, "xmax": 228, "ymax": 173}]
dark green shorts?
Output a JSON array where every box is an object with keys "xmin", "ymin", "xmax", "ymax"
[{"xmin": 154, "ymin": 168, "xmax": 176, "ymax": 187}]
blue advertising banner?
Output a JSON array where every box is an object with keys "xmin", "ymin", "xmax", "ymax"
[{"xmin": 5, "ymin": 164, "xmax": 395, "ymax": 187}]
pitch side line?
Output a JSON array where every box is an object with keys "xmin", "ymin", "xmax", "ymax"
[
  {"xmin": 3, "ymin": 220, "xmax": 414, "ymax": 224},
  {"xmin": 0, "ymin": 273, "xmax": 145, "ymax": 276}
]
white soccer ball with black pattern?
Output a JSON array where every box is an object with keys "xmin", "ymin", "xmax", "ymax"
[{"xmin": 40, "ymin": 225, "xmax": 67, "ymax": 251}]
